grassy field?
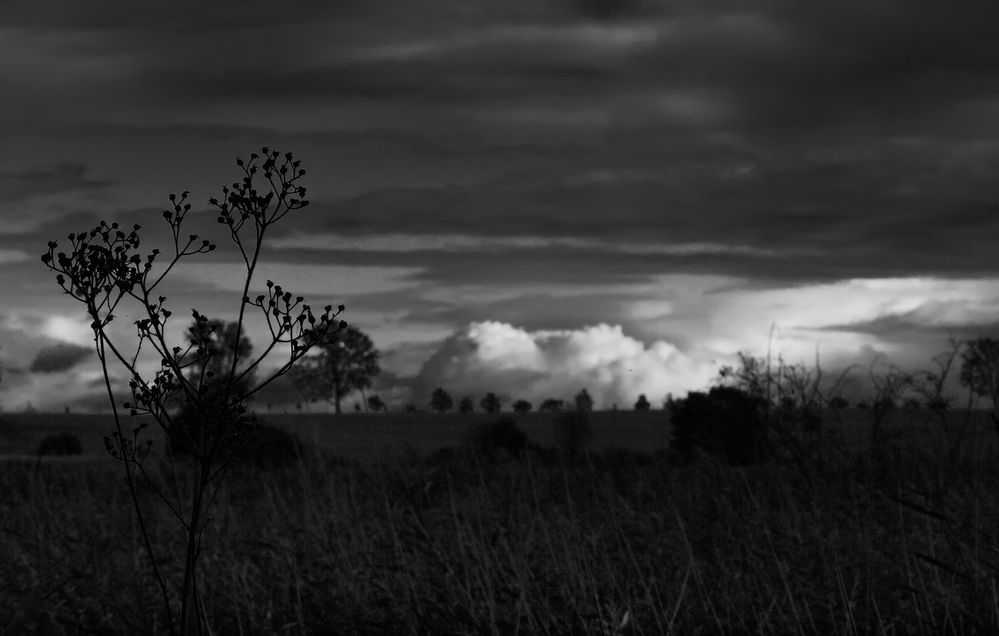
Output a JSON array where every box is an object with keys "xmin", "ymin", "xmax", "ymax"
[
  {"xmin": 2, "ymin": 408, "xmax": 999, "ymax": 633},
  {"xmin": 0, "ymin": 410, "xmax": 672, "ymax": 461},
  {"xmin": 2, "ymin": 407, "xmax": 992, "ymax": 461}
]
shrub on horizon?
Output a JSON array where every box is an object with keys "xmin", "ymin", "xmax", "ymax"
[
  {"xmin": 829, "ymin": 396, "xmax": 849, "ymax": 410},
  {"xmin": 232, "ymin": 422, "xmax": 303, "ymax": 469},
  {"xmin": 36, "ymin": 432, "xmax": 83, "ymax": 457},
  {"xmin": 367, "ymin": 395, "xmax": 387, "ymax": 413},
  {"xmin": 668, "ymin": 386, "xmax": 770, "ymax": 466},
  {"xmin": 480, "ymin": 392, "xmax": 501, "ymax": 414},
  {"xmin": 430, "ymin": 387, "xmax": 454, "ymax": 413},
  {"xmin": 470, "ymin": 415, "xmax": 528, "ymax": 459},
  {"xmin": 512, "ymin": 399, "xmax": 533, "ymax": 414},
  {"xmin": 539, "ymin": 398, "xmax": 564, "ymax": 413}
]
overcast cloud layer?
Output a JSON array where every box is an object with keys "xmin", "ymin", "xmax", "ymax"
[{"xmin": 2, "ymin": 1, "xmax": 999, "ymax": 410}]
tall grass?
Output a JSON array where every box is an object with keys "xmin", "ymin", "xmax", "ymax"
[{"xmin": 3, "ymin": 415, "xmax": 999, "ymax": 634}]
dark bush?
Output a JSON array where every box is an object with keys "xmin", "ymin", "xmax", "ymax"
[
  {"xmin": 668, "ymin": 386, "xmax": 769, "ymax": 466},
  {"xmin": 168, "ymin": 401, "xmax": 301, "ymax": 469},
  {"xmin": 470, "ymin": 416, "xmax": 528, "ymax": 459},
  {"xmin": 553, "ymin": 410, "xmax": 593, "ymax": 459},
  {"xmin": 36, "ymin": 432, "xmax": 83, "ymax": 456},
  {"xmin": 167, "ymin": 399, "xmax": 257, "ymax": 460},
  {"xmin": 232, "ymin": 422, "xmax": 304, "ymax": 470},
  {"xmin": 458, "ymin": 396, "xmax": 475, "ymax": 414}
]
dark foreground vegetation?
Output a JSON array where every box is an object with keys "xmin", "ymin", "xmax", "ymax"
[{"xmin": 3, "ymin": 409, "xmax": 999, "ymax": 634}]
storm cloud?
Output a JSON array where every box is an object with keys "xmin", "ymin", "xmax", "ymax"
[
  {"xmin": 29, "ymin": 342, "xmax": 93, "ymax": 374},
  {"xmin": 3, "ymin": 0, "xmax": 999, "ymax": 409}
]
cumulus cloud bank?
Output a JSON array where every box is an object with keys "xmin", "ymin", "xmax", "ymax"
[{"xmin": 412, "ymin": 321, "xmax": 718, "ymax": 409}]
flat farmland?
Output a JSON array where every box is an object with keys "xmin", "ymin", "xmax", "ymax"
[
  {"xmin": 1, "ymin": 407, "xmax": 996, "ymax": 462},
  {"xmin": 0, "ymin": 410, "xmax": 670, "ymax": 461}
]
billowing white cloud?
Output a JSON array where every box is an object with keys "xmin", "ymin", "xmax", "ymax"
[{"xmin": 412, "ymin": 321, "xmax": 718, "ymax": 409}]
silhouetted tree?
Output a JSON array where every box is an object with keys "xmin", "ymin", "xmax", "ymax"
[
  {"xmin": 183, "ymin": 316, "xmax": 254, "ymax": 387},
  {"xmin": 290, "ymin": 325, "xmax": 380, "ymax": 414},
  {"xmin": 539, "ymin": 398, "xmax": 564, "ymax": 413},
  {"xmin": 903, "ymin": 397, "xmax": 921, "ymax": 410},
  {"xmin": 574, "ymin": 388, "xmax": 593, "ymax": 412},
  {"xmin": 634, "ymin": 394, "xmax": 650, "ymax": 411},
  {"xmin": 169, "ymin": 316, "xmax": 256, "ymax": 455},
  {"xmin": 458, "ymin": 396, "xmax": 475, "ymax": 414},
  {"xmin": 430, "ymin": 387, "xmax": 454, "ymax": 413},
  {"xmin": 829, "ymin": 396, "xmax": 849, "ymax": 410},
  {"xmin": 367, "ymin": 395, "xmax": 387, "ymax": 413},
  {"xmin": 404, "ymin": 403, "xmax": 419, "ymax": 413},
  {"xmin": 512, "ymin": 399, "xmax": 533, "ymax": 414},
  {"xmin": 480, "ymin": 392, "xmax": 501, "ymax": 414}
]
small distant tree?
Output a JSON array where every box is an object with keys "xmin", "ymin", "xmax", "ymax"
[
  {"xmin": 430, "ymin": 387, "xmax": 454, "ymax": 413},
  {"xmin": 367, "ymin": 395, "xmax": 387, "ymax": 413},
  {"xmin": 480, "ymin": 392, "xmax": 501, "ymax": 414},
  {"xmin": 404, "ymin": 403, "xmax": 419, "ymax": 414},
  {"xmin": 634, "ymin": 394, "xmax": 650, "ymax": 411},
  {"xmin": 539, "ymin": 398, "xmax": 564, "ymax": 413},
  {"xmin": 458, "ymin": 396, "xmax": 475, "ymax": 414},
  {"xmin": 903, "ymin": 397, "xmax": 921, "ymax": 410},
  {"xmin": 574, "ymin": 388, "xmax": 593, "ymax": 412},
  {"xmin": 290, "ymin": 325, "xmax": 381, "ymax": 415},
  {"xmin": 512, "ymin": 399, "xmax": 533, "ymax": 414},
  {"xmin": 829, "ymin": 396, "xmax": 849, "ymax": 410}
]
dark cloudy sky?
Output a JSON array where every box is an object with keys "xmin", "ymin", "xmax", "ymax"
[{"xmin": 3, "ymin": 0, "xmax": 999, "ymax": 411}]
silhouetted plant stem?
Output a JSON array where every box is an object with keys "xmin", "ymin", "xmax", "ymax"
[
  {"xmin": 41, "ymin": 148, "xmax": 345, "ymax": 636},
  {"xmin": 96, "ymin": 327, "xmax": 176, "ymax": 635}
]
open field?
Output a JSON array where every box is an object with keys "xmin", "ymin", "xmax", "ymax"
[
  {"xmin": 0, "ymin": 410, "xmax": 672, "ymax": 461},
  {"xmin": 2, "ymin": 407, "xmax": 996, "ymax": 461},
  {"xmin": 3, "ymin": 408, "xmax": 999, "ymax": 633}
]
